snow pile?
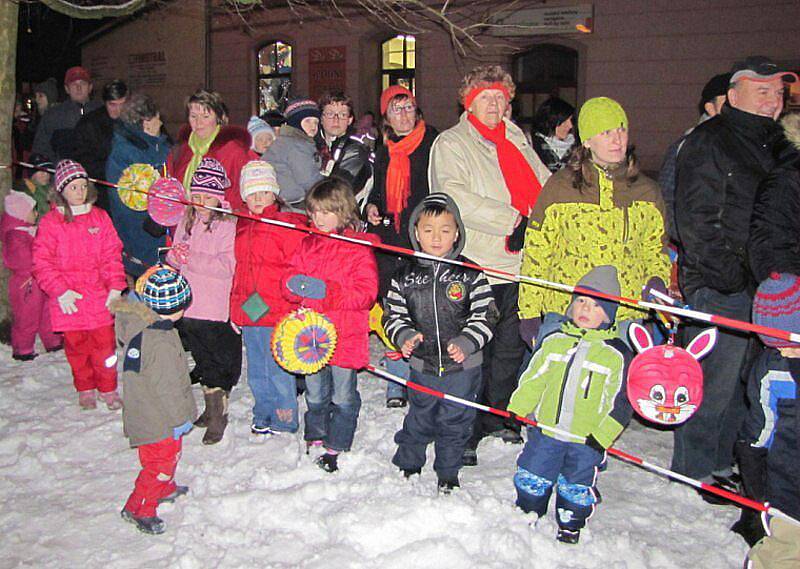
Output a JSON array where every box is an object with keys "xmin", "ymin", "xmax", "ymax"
[{"xmin": 0, "ymin": 339, "xmax": 748, "ymax": 568}]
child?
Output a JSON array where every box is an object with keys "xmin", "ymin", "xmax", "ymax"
[
  {"xmin": 508, "ymin": 265, "xmax": 633, "ymax": 544},
  {"xmin": 14, "ymin": 153, "xmax": 53, "ymax": 216},
  {"xmin": 113, "ymin": 267, "xmax": 196, "ymax": 535},
  {"xmin": 247, "ymin": 116, "xmax": 275, "ymax": 155},
  {"xmin": 283, "ymin": 177, "xmax": 378, "ymax": 472},
  {"xmin": 32, "ymin": 160, "xmax": 127, "ymax": 410},
  {"xmin": 383, "ymin": 193, "xmax": 496, "ymax": 493},
  {"xmin": 167, "ymin": 157, "xmax": 239, "ymax": 445},
  {"xmin": 230, "ymin": 160, "xmax": 307, "ymax": 436},
  {"xmin": 1, "ymin": 191, "xmax": 62, "ymax": 360}
]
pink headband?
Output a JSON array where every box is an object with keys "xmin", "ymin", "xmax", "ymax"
[{"xmin": 463, "ymin": 82, "xmax": 511, "ymax": 111}]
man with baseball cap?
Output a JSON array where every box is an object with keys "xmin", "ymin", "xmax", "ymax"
[
  {"xmin": 672, "ymin": 55, "xmax": 794, "ymax": 499},
  {"xmin": 32, "ymin": 66, "xmax": 101, "ymax": 162}
]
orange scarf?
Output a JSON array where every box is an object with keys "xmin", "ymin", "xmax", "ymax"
[
  {"xmin": 467, "ymin": 113, "xmax": 542, "ymax": 216},
  {"xmin": 385, "ymin": 120, "xmax": 426, "ymax": 231}
]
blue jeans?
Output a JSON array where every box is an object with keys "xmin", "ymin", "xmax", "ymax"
[
  {"xmin": 304, "ymin": 365, "xmax": 361, "ymax": 452},
  {"xmin": 381, "ymin": 354, "xmax": 409, "ymax": 401},
  {"xmin": 243, "ymin": 326, "xmax": 299, "ymax": 432}
]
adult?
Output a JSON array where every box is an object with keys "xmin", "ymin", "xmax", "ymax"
[
  {"xmin": 32, "ymin": 66, "xmax": 101, "ymax": 162},
  {"xmin": 658, "ymin": 73, "xmax": 730, "ymax": 242},
  {"xmin": 106, "ymin": 93, "xmax": 171, "ymax": 279},
  {"xmin": 366, "ymin": 85, "xmax": 438, "ymax": 407},
  {"xmin": 530, "ymin": 97, "xmax": 576, "ymax": 173},
  {"xmin": 33, "ymin": 77, "xmax": 58, "ymax": 118},
  {"xmin": 168, "ymin": 89, "xmax": 254, "ymax": 212},
  {"xmin": 672, "ymin": 56, "xmax": 796, "ymax": 492},
  {"xmin": 72, "ymin": 79, "xmax": 129, "ymax": 212},
  {"xmin": 429, "ymin": 65, "xmax": 550, "ymax": 461},
  {"xmin": 317, "ymin": 91, "xmax": 372, "ymax": 200},
  {"xmin": 263, "ymin": 97, "xmax": 323, "ymax": 210}
]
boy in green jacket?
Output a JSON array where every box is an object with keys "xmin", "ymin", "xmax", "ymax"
[{"xmin": 508, "ymin": 265, "xmax": 633, "ymax": 544}]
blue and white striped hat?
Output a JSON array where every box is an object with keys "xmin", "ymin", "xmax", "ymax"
[{"xmin": 139, "ymin": 267, "xmax": 192, "ymax": 315}]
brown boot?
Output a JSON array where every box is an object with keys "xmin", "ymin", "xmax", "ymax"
[
  {"xmin": 194, "ymin": 388, "xmax": 212, "ymax": 428},
  {"xmin": 202, "ymin": 388, "xmax": 229, "ymax": 445}
]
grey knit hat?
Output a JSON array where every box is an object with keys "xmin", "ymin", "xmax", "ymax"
[{"xmin": 571, "ymin": 265, "xmax": 621, "ymax": 323}]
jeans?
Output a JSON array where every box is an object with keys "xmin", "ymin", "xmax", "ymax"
[
  {"xmin": 671, "ymin": 287, "xmax": 754, "ymax": 480},
  {"xmin": 243, "ymin": 326, "xmax": 299, "ymax": 432},
  {"xmin": 304, "ymin": 365, "xmax": 361, "ymax": 452},
  {"xmin": 381, "ymin": 354, "xmax": 409, "ymax": 401}
]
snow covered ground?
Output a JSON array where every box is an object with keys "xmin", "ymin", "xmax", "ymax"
[{"xmin": 0, "ymin": 338, "xmax": 749, "ymax": 568}]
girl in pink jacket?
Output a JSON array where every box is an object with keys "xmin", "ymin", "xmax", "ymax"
[
  {"xmin": 167, "ymin": 157, "xmax": 239, "ymax": 445},
  {"xmin": 33, "ymin": 160, "xmax": 127, "ymax": 410},
  {"xmin": 1, "ymin": 191, "xmax": 62, "ymax": 360}
]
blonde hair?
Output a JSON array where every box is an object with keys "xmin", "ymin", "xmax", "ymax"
[
  {"xmin": 306, "ymin": 177, "xmax": 361, "ymax": 231},
  {"xmin": 49, "ymin": 181, "xmax": 97, "ymax": 223},
  {"xmin": 459, "ymin": 65, "xmax": 516, "ymax": 106}
]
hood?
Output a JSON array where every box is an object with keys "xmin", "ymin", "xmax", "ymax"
[
  {"xmin": 109, "ymin": 296, "xmax": 160, "ymax": 344},
  {"xmin": 781, "ymin": 113, "xmax": 800, "ymax": 151},
  {"xmin": 176, "ymin": 124, "xmax": 251, "ymax": 151},
  {"xmin": 407, "ymin": 192, "xmax": 466, "ymax": 261}
]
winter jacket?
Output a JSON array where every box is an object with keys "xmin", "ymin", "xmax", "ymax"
[
  {"xmin": 166, "ymin": 214, "xmax": 236, "ymax": 323},
  {"xmin": 320, "ymin": 132, "xmax": 373, "ymax": 194},
  {"xmin": 264, "ymin": 125, "xmax": 324, "ymax": 206},
  {"xmin": 749, "ymin": 113, "xmax": 800, "ymax": 283},
  {"xmin": 282, "ymin": 228, "xmax": 379, "ymax": 369},
  {"xmin": 518, "ymin": 165, "xmax": 671, "ymax": 322},
  {"xmin": 230, "ymin": 205, "xmax": 308, "ymax": 327},
  {"xmin": 168, "ymin": 125, "xmax": 255, "ymax": 213},
  {"xmin": 508, "ymin": 320, "xmax": 633, "ymax": 449},
  {"xmin": 1, "ymin": 212, "xmax": 36, "ymax": 281},
  {"xmin": 70, "ymin": 106, "xmax": 116, "ymax": 182},
  {"xmin": 531, "ymin": 132, "xmax": 574, "ymax": 174},
  {"xmin": 675, "ymin": 105, "xmax": 782, "ymax": 297},
  {"xmin": 429, "ymin": 113, "xmax": 551, "ymax": 284},
  {"xmin": 741, "ymin": 349, "xmax": 798, "ymax": 451},
  {"xmin": 106, "ymin": 122, "xmax": 171, "ymax": 276},
  {"xmin": 32, "ymin": 99, "xmax": 102, "ymax": 162},
  {"xmin": 33, "ymin": 205, "xmax": 126, "ymax": 332},
  {"xmin": 111, "ymin": 297, "xmax": 197, "ymax": 448}
]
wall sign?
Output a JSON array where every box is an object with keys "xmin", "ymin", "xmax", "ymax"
[
  {"xmin": 309, "ymin": 46, "xmax": 346, "ymax": 100},
  {"xmin": 491, "ymin": 4, "xmax": 594, "ymax": 36}
]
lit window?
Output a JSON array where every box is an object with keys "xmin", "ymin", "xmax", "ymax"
[
  {"xmin": 381, "ymin": 35, "xmax": 415, "ymax": 94},
  {"xmin": 257, "ymin": 41, "xmax": 292, "ymax": 115}
]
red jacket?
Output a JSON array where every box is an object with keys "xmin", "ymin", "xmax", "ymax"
[
  {"xmin": 33, "ymin": 206, "xmax": 126, "ymax": 332},
  {"xmin": 283, "ymin": 228, "xmax": 379, "ymax": 370},
  {"xmin": 230, "ymin": 205, "xmax": 309, "ymax": 327},
  {"xmin": 167, "ymin": 125, "xmax": 257, "ymax": 213}
]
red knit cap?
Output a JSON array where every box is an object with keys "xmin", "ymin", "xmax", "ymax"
[{"xmin": 380, "ymin": 85, "xmax": 415, "ymax": 115}]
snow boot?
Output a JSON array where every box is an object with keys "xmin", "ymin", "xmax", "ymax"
[
  {"xmin": 158, "ymin": 485, "xmax": 189, "ymax": 505},
  {"xmin": 120, "ymin": 509, "xmax": 165, "ymax": 535},
  {"xmin": 194, "ymin": 388, "xmax": 213, "ymax": 428},
  {"xmin": 98, "ymin": 390, "xmax": 123, "ymax": 411},
  {"xmin": 557, "ymin": 528, "xmax": 580, "ymax": 544},
  {"xmin": 12, "ymin": 353, "xmax": 38, "ymax": 361},
  {"xmin": 437, "ymin": 477, "xmax": 460, "ymax": 494},
  {"xmin": 78, "ymin": 390, "xmax": 97, "ymax": 410},
  {"xmin": 202, "ymin": 387, "xmax": 229, "ymax": 445},
  {"xmin": 316, "ymin": 452, "xmax": 339, "ymax": 473}
]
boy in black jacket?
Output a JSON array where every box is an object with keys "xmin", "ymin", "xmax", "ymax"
[{"xmin": 384, "ymin": 193, "xmax": 496, "ymax": 492}]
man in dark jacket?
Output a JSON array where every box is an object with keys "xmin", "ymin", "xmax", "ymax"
[
  {"xmin": 32, "ymin": 66, "xmax": 102, "ymax": 162},
  {"xmin": 71, "ymin": 79, "xmax": 128, "ymax": 212},
  {"xmin": 673, "ymin": 56, "xmax": 797, "ymax": 493}
]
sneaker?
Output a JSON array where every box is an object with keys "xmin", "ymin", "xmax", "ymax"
[
  {"xmin": 487, "ymin": 427, "xmax": 523, "ymax": 444},
  {"xmin": 437, "ymin": 477, "xmax": 460, "ymax": 495},
  {"xmin": 12, "ymin": 353, "xmax": 38, "ymax": 361},
  {"xmin": 462, "ymin": 448, "xmax": 478, "ymax": 467},
  {"xmin": 556, "ymin": 528, "xmax": 580, "ymax": 544},
  {"xmin": 402, "ymin": 468, "xmax": 421, "ymax": 479},
  {"xmin": 120, "ymin": 509, "xmax": 165, "ymax": 535},
  {"xmin": 251, "ymin": 424, "xmax": 280, "ymax": 436},
  {"xmin": 78, "ymin": 390, "xmax": 97, "ymax": 410},
  {"xmin": 316, "ymin": 452, "xmax": 339, "ymax": 473},
  {"xmin": 98, "ymin": 390, "xmax": 123, "ymax": 411},
  {"xmin": 158, "ymin": 485, "xmax": 189, "ymax": 504},
  {"xmin": 386, "ymin": 397, "xmax": 407, "ymax": 409}
]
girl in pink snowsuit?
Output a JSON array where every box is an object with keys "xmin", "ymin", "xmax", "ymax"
[
  {"xmin": 33, "ymin": 160, "xmax": 127, "ymax": 410},
  {"xmin": 1, "ymin": 191, "xmax": 61, "ymax": 360}
]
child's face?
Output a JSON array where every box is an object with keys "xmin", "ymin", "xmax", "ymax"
[
  {"xmin": 191, "ymin": 193, "xmax": 221, "ymax": 219},
  {"xmin": 31, "ymin": 171, "xmax": 50, "ymax": 186},
  {"xmin": 25, "ymin": 208, "xmax": 38, "ymax": 224},
  {"xmin": 571, "ymin": 296, "xmax": 608, "ymax": 329},
  {"xmin": 253, "ymin": 132, "xmax": 274, "ymax": 154},
  {"xmin": 63, "ymin": 179, "xmax": 88, "ymax": 207},
  {"xmin": 245, "ymin": 191, "xmax": 276, "ymax": 215},
  {"xmin": 311, "ymin": 209, "xmax": 341, "ymax": 232},
  {"xmin": 414, "ymin": 211, "xmax": 459, "ymax": 257}
]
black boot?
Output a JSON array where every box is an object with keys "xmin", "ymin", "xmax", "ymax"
[{"xmin": 437, "ymin": 477, "xmax": 460, "ymax": 494}]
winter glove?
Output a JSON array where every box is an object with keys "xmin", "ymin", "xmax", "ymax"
[
  {"xmin": 505, "ymin": 215, "xmax": 528, "ymax": 253},
  {"xmin": 173, "ymin": 421, "xmax": 193, "ymax": 440},
  {"xmin": 287, "ymin": 274, "xmax": 327, "ymax": 300},
  {"xmin": 585, "ymin": 434, "xmax": 607, "ymax": 455},
  {"xmin": 518, "ymin": 317, "xmax": 542, "ymax": 348},
  {"xmin": 171, "ymin": 241, "xmax": 190, "ymax": 266},
  {"xmin": 57, "ymin": 290, "xmax": 83, "ymax": 315},
  {"xmin": 105, "ymin": 289, "xmax": 122, "ymax": 309},
  {"xmin": 642, "ymin": 277, "xmax": 668, "ymax": 301}
]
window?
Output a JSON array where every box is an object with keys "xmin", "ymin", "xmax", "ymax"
[
  {"xmin": 257, "ymin": 41, "xmax": 292, "ymax": 115},
  {"xmin": 512, "ymin": 44, "xmax": 578, "ymax": 130},
  {"xmin": 381, "ymin": 35, "xmax": 415, "ymax": 93}
]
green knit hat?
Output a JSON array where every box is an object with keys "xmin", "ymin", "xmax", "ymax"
[{"xmin": 578, "ymin": 97, "xmax": 628, "ymax": 143}]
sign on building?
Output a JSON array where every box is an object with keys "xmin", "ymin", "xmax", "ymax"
[
  {"xmin": 309, "ymin": 46, "xmax": 346, "ymax": 100},
  {"xmin": 491, "ymin": 3, "xmax": 593, "ymax": 36}
]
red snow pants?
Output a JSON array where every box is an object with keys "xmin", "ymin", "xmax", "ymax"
[
  {"xmin": 124, "ymin": 436, "xmax": 182, "ymax": 518},
  {"xmin": 63, "ymin": 325, "xmax": 117, "ymax": 393}
]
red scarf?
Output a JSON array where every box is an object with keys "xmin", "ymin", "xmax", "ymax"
[
  {"xmin": 467, "ymin": 113, "xmax": 542, "ymax": 216},
  {"xmin": 385, "ymin": 120, "xmax": 426, "ymax": 231}
]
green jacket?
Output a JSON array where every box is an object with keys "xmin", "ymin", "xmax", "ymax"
[{"xmin": 507, "ymin": 321, "xmax": 633, "ymax": 448}]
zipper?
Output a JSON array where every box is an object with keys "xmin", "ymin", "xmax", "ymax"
[
  {"xmin": 554, "ymin": 341, "xmax": 579, "ymax": 424},
  {"xmin": 432, "ymin": 263, "xmax": 444, "ymax": 376},
  {"xmin": 583, "ymin": 371, "xmax": 593, "ymax": 399}
]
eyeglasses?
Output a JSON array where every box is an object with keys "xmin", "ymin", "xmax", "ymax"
[
  {"xmin": 388, "ymin": 103, "xmax": 416, "ymax": 115},
  {"xmin": 322, "ymin": 111, "xmax": 350, "ymax": 120}
]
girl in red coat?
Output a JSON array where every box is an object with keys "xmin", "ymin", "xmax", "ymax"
[
  {"xmin": 283, "ymin": 177, "xmax": 379, "ymax": 472},
  {"xmin": 230, "ymin": 160, "xmax": 307, "ymax": 435},
  {"xmin": 33, "ymin": 160, "xmax": 127, "ymax": 410}
]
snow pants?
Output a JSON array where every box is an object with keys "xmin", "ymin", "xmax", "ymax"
[
  {"xmin": 514, "ymin": 427, "xmax": 603, "ymax": 531},
  {"xmin": 8, "ymin": 274, "xmax": 61, "ymax": 356},
  {"xmin": 178, "ymin": 318, "xmax": 242, "ymax": 392},
  {"xmin": 63, "ymin": 325, "xmax": 117, "ymax": 393},
  {"xmin": 392, "ymin": 366, "xmax": 481, "ymax": 481},
  {"xmin": 124, "ymin": 436, "xmax": 182, "ymax": 518}
]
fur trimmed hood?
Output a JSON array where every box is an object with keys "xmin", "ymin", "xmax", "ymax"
[
  {"xmin": 781, "ymin": 113, "xmax": 800, "ymax": 151},
  {"xmin": 176, "ymin": 123, "xmax": 251, "ymax": 151},
  {"xmin": 110, "ymin": 296, "xmax": 161, "ymax": 344}
]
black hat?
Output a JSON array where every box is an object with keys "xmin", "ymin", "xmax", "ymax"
[
  {"xmin": 730, "ymin": 56, "xmax": 797, "ymax": 84},
  {"xmin": 700, "ymin": 73, "xmax": 732, "ymax": 106},
  {"xmin": 26, "ymin": 153, "xmax": 54, "ymax": 179}
]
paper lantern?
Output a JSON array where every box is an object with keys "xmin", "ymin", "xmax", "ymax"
[
  {"xmin": 148, "ymin": 177, "xmax": 187, "ymax": 226},
  {"xmin": 272, "ymin": 309, "xmax": 338, "ymax": 374},
  {"xmin": 118, "ymin": 163, "xmax": 159, "ymax": 211}
]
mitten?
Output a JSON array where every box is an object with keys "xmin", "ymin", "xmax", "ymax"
[
  {"xmin": 171, "ymin": 242, "xmax": 190, "ymax": 266},
  {"xmin": 173, "ymin": 421, "xmax": 193, "ymax": 440},
  {"xmin": 518, "ymin": 317, "xmax": 542, "ymax": 348},
  {"xmin": 505, "ymin": 216, "xmax": 528, "ymax": 253},
  {"xmin": 287, "ymin": 274, "xmax": 327, "ymax": 300},
  {"xmin": 57, "ymin": 290, "xmax": 83, "ymax": 315}
]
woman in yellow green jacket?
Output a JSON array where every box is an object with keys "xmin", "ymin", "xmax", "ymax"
[{"xmin": 518, "ymin": 97, "xmax": 671, "ymax": 344}]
